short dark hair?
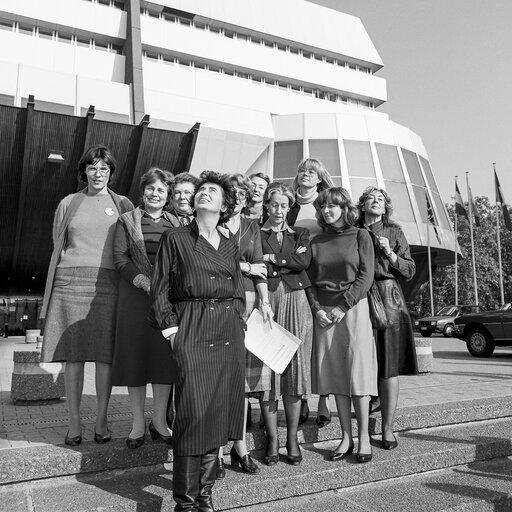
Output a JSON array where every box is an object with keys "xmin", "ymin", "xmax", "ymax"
[
  {"xmin": 78, "ymin": 144, "xmax": 117, "ymax": 184},
  {"xmin": 315, "ymin": 187, "xmax": 358, "ymax": 230},
  {"xmin": 139, "ymin": 167, "xmax": 174, "ymax": 206},
  {"xmin": 194, "ymin": 171, "xmax": 237, "ymax": 224},
  {"xmin": 263, "ymin": 181, "xmax": 295, "ymax": 207}
]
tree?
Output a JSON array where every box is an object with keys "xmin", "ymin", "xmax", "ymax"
[{"xmin": 410, "ymin": 195, "xmax": 512, "ymax": 316}]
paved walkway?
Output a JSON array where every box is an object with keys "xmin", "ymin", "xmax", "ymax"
[{"xmin": 1, "ymin": 335, "xmax": 511, "ymax": 450}]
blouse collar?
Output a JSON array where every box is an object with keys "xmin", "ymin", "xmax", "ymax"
[{"xmin": 261, "ymin": 219, "xmax": 295, "ymax": 233}]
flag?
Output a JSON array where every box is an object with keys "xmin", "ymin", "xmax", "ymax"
[
  {"xmin": 495, "ymin": 170, "xmax": 512, "ymax": 231},
  {"xmin": 425, "ymin": 191, "xmax": 441, "ymax": 243},
  {"xmin": 468, "ymin": 186, "xmax": 481, "ymax": 227},
  {"xmin": 455, "ymin": 180, "xmax": 469, "ymax": 221}
]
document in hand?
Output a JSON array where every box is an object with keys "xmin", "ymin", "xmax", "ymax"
[{"xmin": 244, "ymin": 309, "xmax": 303, "ymax": 375}]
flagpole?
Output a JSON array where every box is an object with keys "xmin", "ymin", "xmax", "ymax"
[
  {"xmin": 426, "ymin": 203, "xmax": 434, "ymax": 316},
  {"xmin": 494, "ymin": 163, "xmax": 505, "ymax": 305},
  {"xmin": 466, "ymin": 171, "xmax": 478, "ymax": 305},
  {"xmin": 454, "ymin": 180, "xmax": 458, "ymax": 306}
]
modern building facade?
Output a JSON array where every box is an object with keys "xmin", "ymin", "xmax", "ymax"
[{"xmin": 0, "ymin": 0, "xmax": 456, "ymax": 298}]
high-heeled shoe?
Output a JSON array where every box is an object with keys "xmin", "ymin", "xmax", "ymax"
[
  {"xmin": 149, "ymin": 421, "xmax": 173, "ymax": 445},
  {"xmin": 94, "ymin": 430, "xmax": 111, "ymax": 444},
  {"xmin": 356, "ymin": 449, "xmax": 373, "ymax": 463},
  {"xmin": 263, "ymin": 440, "xmax": 279, "ymax": 466},
  {"xmin": 298, "ymin": 400, "xmax": 309, "ymax": 425},
  {"xmin": 215, "ymin": 457, "xmax": 226, "ymax": 479},
  {"xmin": 126, "ymin": 428, "xmax": 145, "ymax": 449},
  {"xmin": 316, "ymin": 414, "xmax": 332, "ymax": 428},
  {"xmin": 230, "ymin": 445, "xmax": 260, "ymax": 474},
  {"xmin": 65, "ymin": 431, "xmax": 82, "ymax": 446},
  {"xmin": 382, "ymin": 434, "xmax": 398, "ymax": 450},
  {"xmin": 329, "ymin": 443, "xmax": 354, "ymax": 461},
  {"xmin": 286, "ymin": 443, "xmax": 302, "ymax": 466}
]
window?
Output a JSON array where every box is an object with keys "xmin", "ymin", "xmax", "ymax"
[
  {"xmin": 57, "ymin": 32, "xmax": 73, "ymax": 44},
  {"xmin": 309, "ymin": 139, "xmax": 341, "ymax": 178},
  {"xmin": 38, "ymin": 27, "xmax": 54, "ymax": 40},
  {"xmin": 236, "ymin": 33, "xmax": 248, "ymax": 41},
  {"xmin": 95, "ymin": 40, "xmax": 109, "ymax": 51},
  {"xmin": 383, "ymin": 181, "xmax": 415, "ymax": 222},
  {"xmin": 76, "ymin": 36, "xmax": 90, "ymax": 48},
  {"xmin": 0, "ymin": 19, "xmax": 12, "ymax": 31},
  {"xmin": 349, "ymin": 178, "xmax": 378, "ymax": 201},
  {"xmin": 376, "ymin": 144, "xmax": 404, "ymax": 182},
  {"xmin": 401, "ymin": 149, "xmax": 425, "ymax": 186},
  {"xmin": 111, "ymin": 44, "xmax": 123, "ymax": 54},
  {"xmin": 274, "ymin": 141, "xmax": 303, "ymax": 180},
  {"xmin": 302, "ymin": 50, "xmax": 311, "ymax": 59},
  {"xmin": 18, "ymin": 23, "xmax": 33, "ymax": 36},
  {"xmin": 224, "ymin": 29, "xmax": 235, "ymax": 38},
  {"xmin": 344, "ymin": 140, "xmax": 376, "ymax": 178}
]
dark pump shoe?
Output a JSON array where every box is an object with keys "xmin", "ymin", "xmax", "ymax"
[
  {"xmin": 298, "ymin": 400, "xmax": 309, "ymax": 425},
  {"xmin": 230, "ymin": 445, "xmax": 260, "ymax": 474},
  {"xmin": 356, "ymin": 450, "xmax": 373, "ymax": 463},
  {"xmin": 316, "ymin": 414, "xmax": 332, "ymax": 428},
  {"xmin": 126, "ymin": 430, "xmax": 145, "ymax": 449},
  {"xmin": 149, "ymin": 421, "xmax": 173, "ymax": 445},
  {"xmin": 382, "ymin": 435, "xmax": 398, "ymax": 450},
  {"xmin": 94, "ymin": 431, "xmax": 112, "ymax": 444},
  {"xmin": 215, "ymin": 457, "xmax": 226, "ymax": 479},
  {"xmin": 286, "ymin": 443, "xmax": 302, "ymax": 466},
  {"xmin": 65, "ymin": 431, "xmax": 82, "ymax": 446},
  {"xmin": 329, "ymin": 444, "xmax": 354, "ymax": 461}
]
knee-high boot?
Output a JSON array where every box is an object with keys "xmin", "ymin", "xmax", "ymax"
[
  {"xmin": 173, "ymin": 454, "xmax": 201, "ymax": 512},
  {"xmin": 197, "ymin": 448, "xmax": 218, "ymax": 512}
]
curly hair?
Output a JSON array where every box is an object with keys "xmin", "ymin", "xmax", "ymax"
[
  {"xmin": 78, "ymin": 144, "xmax": 117, "ymax": 184},
  {"xmin": 314, "ymin": 187, "xmax": 358, "ymax": 230},
  {"xmin": 229, "ymin": 173, "xmax": 254, "ymax": 202},
  {"xmin": 263, "ymin": 181, "xmax": 295, "ymax": 207},
  {"xmin": 194, "ymin": 171, "xmax": 237, "ymax": 224},
  {"xmin": 139, "ymin": 167, "xmax": 174, "ymax": 207},
  {"xmin": 356, "ymin": 186, "xmax": 397, "ymax": 227},
  {"xmin": 291, "ymin": 157, "xmax": 335, "ymax": 193}
]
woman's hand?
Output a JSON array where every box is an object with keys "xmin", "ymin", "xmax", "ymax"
[
  {"xmin": 249, "ymin": 262, "xmax": 267, "ymax": 279},
  {"xmin": 260, "ymin": 301, "xmax": 273, "ymax": 326},
  {"xmin": 316, "ymin": 310, "xmax": 333, "ymax": 328},
  {"xmin": 328, "ymin": 306, "xmax": 346, "ymax": 324},
  {"xmin": 295, "ymin": 245, "xmax": 307, "ymax": 254},
  {"xmin": 377, "ymin": 236, "xmax": 392, "ymax": 257}
]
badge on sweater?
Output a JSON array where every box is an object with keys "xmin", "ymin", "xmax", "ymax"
[{"xmin": 105, "ymin": 208, "xmax": 115, "ymax": 216}]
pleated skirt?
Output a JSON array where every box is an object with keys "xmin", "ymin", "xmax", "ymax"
[
  {"xmin": 262, "ymin": 281, "xmax": 313, "ymax": 400},
  {"xmin": 245, "ymin": 291, "xmax": 272, "ymax": 393},
  {"xmin": 111, "ymin": 277, "xmax": 177, "ymax": 387},
  {"xmin": 312, "ymin": 298, "xmax": 378, "ymax": 397},
  {"xmin": 374, "ymin": 279, "xmax": 418, "ymax": 378},
  {"xmin": 41, "ymin": 267, "xmax": 118, "ymax": 364}
]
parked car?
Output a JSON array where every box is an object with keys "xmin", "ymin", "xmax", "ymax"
[
  {"xmin": 453, "ymin": 303, "xmax": 512, "ymax": 357},
  {"xmin": 415, "ymin": 305, "xmax": 484, "ymax": 338}
]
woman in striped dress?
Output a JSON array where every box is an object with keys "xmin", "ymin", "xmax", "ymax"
[
  {"xmin": 111, "ymin": 168, "xmax": 178, "ymax": 449},
  {"xmin": 151, "ymin": 171, "xmax": 246, "ymax": 512}
]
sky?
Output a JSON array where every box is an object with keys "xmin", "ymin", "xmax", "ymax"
[{"xmin": 310, "ymin": 0, "xmax": 512, "ymax": 205}]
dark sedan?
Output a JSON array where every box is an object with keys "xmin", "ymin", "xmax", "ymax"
[
  {"xmin": 453, "ymin": 303, "xmax": 512, "ymax": 357},
  {"xmin": 415, "ymin": 305, "xmax": 483, "ymax": 338}
]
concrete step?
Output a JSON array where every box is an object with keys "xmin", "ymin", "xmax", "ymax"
[
  {"xmin": 1, "ymin": 395, "xmax": 512, "ymax": 485},
  {"xmin": 2, "ymin": 416, "xmax": 512, "ymax": 512}
]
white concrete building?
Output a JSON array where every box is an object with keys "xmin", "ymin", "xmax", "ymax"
[{"xmin": 0, "ymin": 0, "xmax": 455, "ymax": 271}]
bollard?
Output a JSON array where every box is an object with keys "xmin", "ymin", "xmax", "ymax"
[
  {"xmin": 24, "ymin": 329, "xmax": 40, "ymax": 344},
  {"xmin": 415, "ymin": 337, "xmax": 433, "ymax": 373},
  {"xmin": 11, "ymin": 350, "xmax": 65, "ymax": 402}
]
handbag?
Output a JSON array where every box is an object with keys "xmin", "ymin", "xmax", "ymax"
[{"xmin": 367, "ymin": 281, "xmax": 390, "ymax": 330}]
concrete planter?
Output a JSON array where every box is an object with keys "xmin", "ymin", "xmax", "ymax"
[
  {"xmin": 11, "ymin": 349, "xmax": 65, "ymax": 403},
  {"xmin": 415, "ymin": 337, "xmax": 433, "ymax": 373},
  {"xmin": 24, "ymin": 329, "xmax": 40, "ymax": 344}
]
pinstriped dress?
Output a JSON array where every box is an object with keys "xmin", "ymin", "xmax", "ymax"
[{"xmin": 151, "ymin": 222, "xmax": 246, "ymax": 456}]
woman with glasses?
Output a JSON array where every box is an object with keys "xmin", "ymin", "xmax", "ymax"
[
  {"xmin": 289, "ymin": 158, "xmax": 335, "ymax": 427},
  {"xmin": 111, "ymin": 168, "xmax": 178, "ymax": 449},
  {"xmin": 41, "ymin": 144, "xmax": 133, "ymax": 446},
  {"xmin": 216, "ymin": 173, "xmax": 273, "ymax": 477}
]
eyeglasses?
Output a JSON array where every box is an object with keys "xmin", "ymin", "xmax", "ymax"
[
  {"xmin": 298, "ymin": 169, "xmax": 318, "ymax": 176},
  {"xmin": 236, "ymin": 190, "xmax": 248, "ymax": 199},
  {"xmin": 85, "ymin": 165, "xmax": 110, "ymax": 176}
]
